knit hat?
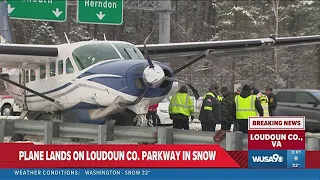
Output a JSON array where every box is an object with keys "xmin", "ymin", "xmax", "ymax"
[
  {"xmin": 242, "ymin": 84, "xmax": 251, "ymax": 92},
  {"xmin": 253, "ymin": 89, "xmax": 259, "ymax": 95}
]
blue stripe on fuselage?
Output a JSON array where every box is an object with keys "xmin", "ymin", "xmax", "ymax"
[{"xmin": 26, "ymin": 59, "xmax": 173, "ymax": 98}]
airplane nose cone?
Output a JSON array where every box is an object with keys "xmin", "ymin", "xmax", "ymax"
[{"xmin": 142, "ymin": 64, "xmax": 165, "ymax": 87}]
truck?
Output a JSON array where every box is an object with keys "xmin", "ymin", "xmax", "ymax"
[{"xmin": 0, "ymin": 95, "xmax": 22, "ymax": 116}]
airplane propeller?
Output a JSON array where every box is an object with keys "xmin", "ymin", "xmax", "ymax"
[{"xmin": 141, "ymin": 31, "xmax": 201, "ymax": 100}]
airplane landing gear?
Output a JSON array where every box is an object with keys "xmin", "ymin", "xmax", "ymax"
[{"xmin": 134, "ymin": 114, "xmax": 153, "ymax": 127}]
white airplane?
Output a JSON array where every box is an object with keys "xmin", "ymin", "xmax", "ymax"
[{"xmin": 1, "ymin": 34, "xmax": 320, "ymax": 128}]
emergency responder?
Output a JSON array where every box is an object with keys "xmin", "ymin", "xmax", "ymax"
[
  {"xmin": 199, "ymin": 83, "xmax": 221, "ymax": 132},
  {"xmin": 265, "ymin": 87, "xmax": 277, "ymax": 116},
  {"xmin": 168, "ymin": 86, "xmax": 194, "ymax": 130},
  {"xmin": 257, "ymin": 92, "xmax": 269, "ymax": 117},
  {"xmin": 253, "ymin": 88, "xmax": 270, "ymax": 117},
  {"xmin": 234, "ymin": 84, "xmax": 263, "ymax": 133},
  {"xmin": 147, "ymin": 104, "xmax": 160, "ymax": 126},
  {"xmin": 220, "ymin": 86, "xmax": 236, "ymax": 131}
]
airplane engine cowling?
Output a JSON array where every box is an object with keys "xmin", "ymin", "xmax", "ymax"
[{"xmin": 142, "ymin": 64, "xmax": 165, "ymax": 87}]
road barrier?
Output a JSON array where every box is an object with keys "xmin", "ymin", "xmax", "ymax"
[{"xmin": 0, "ymin": 119, "xmax": 319, "ymax": 150}]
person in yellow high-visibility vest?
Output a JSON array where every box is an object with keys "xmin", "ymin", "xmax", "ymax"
[
  {"xmin": 257, "ymin": 92, "xmax": 270, "ymax": 117},
  {"xmin": 234, "ymin": 85, "xmax": 263, "ymax": 133},
  {"xmin": 169, "ymin": 86, "xmax": 194, "ymax": 130}
]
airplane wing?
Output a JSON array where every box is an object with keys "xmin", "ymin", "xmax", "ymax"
[
  {"xmin": 0, "ymin": 43, "xmax": 58, "ymax": 69},
  {"xmin": 136, "ymin": 35, "xmax": 320, "ymax": 60}
]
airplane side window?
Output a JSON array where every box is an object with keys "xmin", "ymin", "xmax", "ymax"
[
  {"xmin": 58, "ymin": 60, "xmax": 63, "ymax": 75},
  {"xmin": 30, "ymin": 69, "xmax": 35, "ymax": 81},
  {"xmin": 40, "ymin": 65, "xmax": 46, "ymax": 79},
  {"xmin": 50, "ymin": 62, "xmax": 56, "ymax": 77},
  {"xmin": 66, "ymin": 58, "xmax": 74, "ymax": 74},
  {"xmin": 25, "ymin": 70, "xmax": 29, "ymax": 83}
]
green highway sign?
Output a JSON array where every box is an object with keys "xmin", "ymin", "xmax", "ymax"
[
  {"xmin": 77, "ymin": 0, "xmax": 123, "ymax": 25},
  {"xmin": 6, "ymin": 0, "xmax": 67, "ymax": 22}
]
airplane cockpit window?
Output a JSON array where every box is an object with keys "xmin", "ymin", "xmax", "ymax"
[
  {"xmin": 50, "ymin": 62, "xmax": 56, "ymax": 77},
  {"xmin": 58, "ymin": 60, "xmax": 63, "ymax": 75},
  {"xmin": 66, "ymin": 58, "xmax": 74, "ymax": 74},
  {"xmin": 30, "ymin": 69, "xmax": 35, "ymax": 81},
  {"xmin": 25, "ymin": 70, "xmax": 29, "ymax": 83},
  {"xmin": 72, "ymin": 43, "xmax": 121, "ymax": 70},
  {"xmin": 40, "ymin": 65, "xmax": 46, "ymax": 79},
  {"xmin": 112, "ymin": 43, "xmax": 145, "ymax": 60}
]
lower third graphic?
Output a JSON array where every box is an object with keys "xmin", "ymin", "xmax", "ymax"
[
  {"xmin": 286, "ymin": 150, "xmax": 305, "ymax": 168},
  {"xmin": 248, "ymin": 150, "xmax": 287, "ymax": 168}
]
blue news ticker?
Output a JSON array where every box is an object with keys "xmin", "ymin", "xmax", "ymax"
[
  {"xmin": 248, "ymin": 150, "xmax": 305, "ymax": 168},
  {"xmin": 0, "ymin": 169, "xmax": 319, "ymax": 180}
]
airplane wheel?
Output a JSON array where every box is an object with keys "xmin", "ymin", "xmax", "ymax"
[{"xmin": 1, "ymin": 104, "xmax": 13, "ymax": 116}]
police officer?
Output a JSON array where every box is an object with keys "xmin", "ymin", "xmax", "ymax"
[
  {"xmin": 168, "ymin": 86, "xmax": 194, "ymax": 130},
  {"xmin": 199, "ymin": 83, "xmax": 221, "ymax": 132},
  {"xmin": 234, "ymin": 84, "xmax": 263, "ymax": 133},
  {"xmin": 265, "ymin": 87, "xmax": 277, "ymax": 116}
]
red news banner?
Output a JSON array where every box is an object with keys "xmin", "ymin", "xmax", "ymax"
[
  {"xmin": 0, "ymin": 144, "xmax": 241, "ymax": 168},
  {"xmin": 248, "ymin": 117, "xmax": 305, "ymax": 149}
]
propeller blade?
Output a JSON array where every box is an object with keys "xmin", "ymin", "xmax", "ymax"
[
  {"xmin": 89, "ymin": 84, "xmax": 152, "ymax": 120},
  {"xmin": 128, "ymin": 84, "xmax": 152, "ymax": 106},
  {"xmin": 143, "ymin": 28, "xmax": 155, "ymax": 68},
  {"xmin": 164, "ymin": 77, "xmax": 200, "ymax": 100}
]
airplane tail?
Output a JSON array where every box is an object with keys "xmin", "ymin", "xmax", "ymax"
[{"xmin": 0, "ymin": 0, "xmax": 14, "ymax": 44}]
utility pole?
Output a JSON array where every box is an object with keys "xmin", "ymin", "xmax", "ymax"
[
  {"xmin": 124, "ymin": 0, "xmax": 173, "ymax": 44},
  {"xmin": 0, "ymin": 1, "xmax": 14, "ymax": 43},
  {"xmin": 158, "ymin": 0, "xmax": 171, "ymax": 43}
]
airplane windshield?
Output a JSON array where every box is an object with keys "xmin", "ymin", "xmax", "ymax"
[
  {"xmin": 72, "ymin": 43, "xmax": 145, "ymax": 70},
  {"xmin": 112, "ymin": 43, "xmax": 145, "ymax": 60},
  {"xmin": 72, "ymin": 43, "xmax": 121, "ymax": 70}
]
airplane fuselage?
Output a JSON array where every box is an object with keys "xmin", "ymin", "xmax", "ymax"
[{"xmin": 2, "ymin": 40, "xmax": 174, "ymax": 117}]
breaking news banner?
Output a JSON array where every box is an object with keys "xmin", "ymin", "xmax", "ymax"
[
  {"xmin": 0, "ymin": 143, "xmax": 241, "ymax": 168},
  {"xmin": 247, "ymin": 116, "xmax": 306, "ymax": 168},
  {"xmin": 0, "ymin": 143, "xmax": 319, "ymax": 179}
]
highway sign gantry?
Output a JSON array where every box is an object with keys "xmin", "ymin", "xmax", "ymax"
[
  {"xmin": 77, "ymin": 0, "xmax": 123, "ymax": 25},
  {"xmin": 6, "ymin": 0, "xmax": 67, "ymax": 22}
]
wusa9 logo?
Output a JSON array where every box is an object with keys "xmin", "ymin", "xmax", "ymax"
[{"xmin": 252, "ymin": 154, "xmax": 284, "ymax": 163}]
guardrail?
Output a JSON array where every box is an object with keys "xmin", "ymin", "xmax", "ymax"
[{"xmin": 0, "ymin": 119, "xmax": 319, "ymax": 150}]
